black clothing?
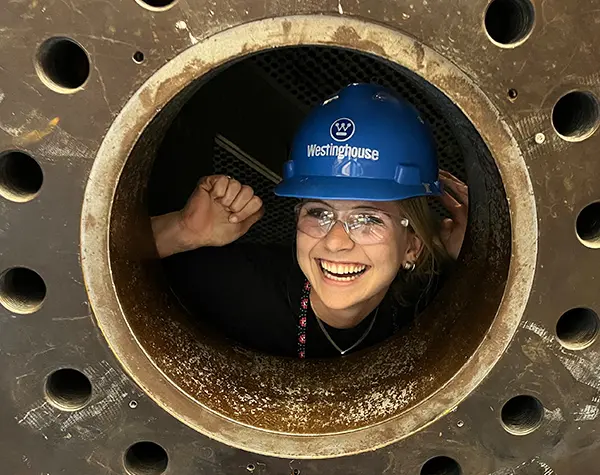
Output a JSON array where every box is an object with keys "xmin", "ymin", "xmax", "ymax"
[{"xmin": 164, "ymin": 244, "xmax": 415, "ymax": 358}]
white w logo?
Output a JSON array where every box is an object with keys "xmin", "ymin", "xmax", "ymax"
[
  {"xmin": 334, "ymin": 122, "xmax": 352, "ymax": 135},
  {"xmin": 330, "ymin": 118, "xmax": 355, "ymax": 142}
]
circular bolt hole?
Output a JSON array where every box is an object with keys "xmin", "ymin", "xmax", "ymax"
[
  {"xmin": 0, "ymin": 151, "xmax": 43, "ymax": 202},
  {"xmin": 484, "ymin": 0, "xmax": 535, "ymax": 46},
  {"xmin": 501, "ymin": 395, "xmax": 544, "ymax": 435},
  {"xmin": 45, "ymin": 368, "xmax": 93, "ymax": 411},
  {"xmin": 552, "ymin": 91, "xmax": 600, "ymax": 141},
  {"xmin": 508, "ymin": 88, "xmax": 518, "ymax": 101},
  {"xmin": 0, "ymin": 267, "xmax": 46, "ymax": 314},
  {"xmin": 125, "ymin": 442, "xmax": 169, "ymax": 475},
  {"xmin": 135, "ymin": 0, "xmax": 178, "ymax": 11},
  {"xmin": 247, "ymin": 464, "xmax": 256, "ymax": 473},
  {"xmin": 556, "ymin": 308, "xmax": 600, "ymax": 350},
  {"xmin": 35, "ymin": 37, "xmax": 90, "ymax": 92},
  {"xmin": 129, "ymin": 400, "xmax": 139, "ymax": 409},
  {"xmin": 133, "ymin": 51, "xmax": 145, "ymax": 64},
  {"xmin": 420, "ymin": 456, "xmax": 462, "ymax": 475},
  {"xmin": 576, "ymin": 202, "xmax": 600, "ymax": 248}
]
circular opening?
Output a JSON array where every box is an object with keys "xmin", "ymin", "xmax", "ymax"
[
  {"xmin": 36, "ymin": 37, "xmax": 90, "ymax": 92},
  {"xmin": 484, "ymin": 0, "xmax": 535, "ymax": 46},
  {"xmin": 552, "ymin": 91, "xmax": 600, "ymax": 141},
  {"xmin": 114, "ymin": 44, "xmax": 509, "ymax": 446},
  {"xmin": 556, "ymin": 308, "xmax": 600, "ymax": 350},
  {"xmin": 0, "ymin": 151, "xmax": 43, "ymax": 202},
  {"xmin": 246, "ymin": 464, "xmax": 256, "ymax": 473},
  {"xmin": 82, "ymin": 16, "xmax": 536, "ymax": 457},
  {"xmin": 0, "ymin": 267, "xmax": 46, "ymax": 314},
  {"xmin": 501, "ymin": 395, "xmax": 544, "ymax": 435},
  {"xmin": 420, "ymin": 456, "xmax": 462, "ymax": 475},
  {"xmin": 124, "ymin": 442, "xmax": 169, "ymax": 475},
  {"xmin": 133, "ymin": 51, "xmax": 145, "ymax": 64},
  {"xmin": 508, "ymin": 88, "xmax": 518, "ymax": 101},
  {"xmin": 576, "ymin": 202, "xmax": 600, "ymax": 248},
  {"xmin": 135, "ymin": 0, "xmax": 178, "ymax": 11},
  {"xmin": 45, "ymin": 368, "xmax": 93, "ymax": 411}
]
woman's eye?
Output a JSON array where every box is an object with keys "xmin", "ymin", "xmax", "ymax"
[
  {"xmin": 358, "ymin": 214, "xmax": 386, "ymax": 226},
  {"xmin": 306, "ymin": 208, "xmax": 332, "ymax": 220}
]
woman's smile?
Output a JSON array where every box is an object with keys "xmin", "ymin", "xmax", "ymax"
[{"xmin": 316, "ymin": 258, "xmax": 371, "ymax": 284}]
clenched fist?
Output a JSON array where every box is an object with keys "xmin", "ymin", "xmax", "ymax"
[{"xmin": 152, "ymin": 175, "xmax": 264, "ymax": 257}]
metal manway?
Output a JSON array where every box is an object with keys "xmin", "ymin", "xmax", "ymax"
[{"xmin": 0, "ymin": 0, "xmax": 600, "ymax": 474}]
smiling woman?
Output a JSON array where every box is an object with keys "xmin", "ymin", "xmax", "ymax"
[{"xmin": 153, "ymin": 83, "xmax": 463, "ymax": 358}]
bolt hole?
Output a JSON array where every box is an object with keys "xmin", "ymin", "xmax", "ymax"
[
  {"xmin": 484, "ymin": 0, "xmax": 535, "ymax": 46},
  {"xmin": 0, "ymin": 267, "xmax": 46, "ymax": 314},
  {"xmin": 501, "ymin": 395, "xmax": 544, "ymax": 435},
  {"xmin": 133, "ymin": 51, "xmax": 145, "ymax": 64},
  {"xmin": 556, "ymin": 308, "xmax": 599, "ymax": 350},
  {"xmin": 45, "ymin": 368, "xmax": 93, "ymax": 411},
  {"xmin": 124, "ymin": 441, "xmax": 169, "ymax": 475},
  {"xmin": 508, "ymin": 88, "xmax": 518, "ymax": 101},
  {"xmin": 36, "ymin": 37, "xmax": 90, "ymax": 92},
  {"xmin": 576, "ymin": 202, "xmax": 600, "ymax": 248},
  {"xmin": 0, "ymin": 151, "xmax": 43, "ymax": 202},
  {"xmin": 420, "ymin": 456, "xmax": 462, "ymax": 475},
  {"xmin": 552, "ymin": 91, "xmax": 600, "ymax": 141},
  {"xmin": 247, "ymin": 464, "xmax": 256, "ymax": 473},
  {"xmin": 135, "ymin": 0, "xmax": 178, "ymax": 11}
]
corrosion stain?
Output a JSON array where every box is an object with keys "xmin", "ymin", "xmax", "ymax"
[
  {"xmin": 85, "ymin": 214, "xmax": 97, "ymax": 231},
  {"xmin": 282, "ymin": 20, "xmax": 292, "ymax": 36},
  {"xmin": 414, "ymin": 41, "xmax": 425, "ymax": 70},
  {"xmin": 331, "ymin": 26, "xmax": 386, "ymax": 57},
  {"xmin": 14, "ymin": 116, "xmax": 60, "ymax": 147}
]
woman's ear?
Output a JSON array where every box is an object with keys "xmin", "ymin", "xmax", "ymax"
[{"xmin": 404, "ymin": 232, "xmax": 424, "ymax": 263}]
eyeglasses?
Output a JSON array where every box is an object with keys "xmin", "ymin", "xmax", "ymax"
[{"xmin": 295, "ymin": 202, "xmax": 409, "ymax": 245}]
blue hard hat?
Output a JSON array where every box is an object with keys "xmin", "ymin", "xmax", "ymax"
[{"xmin": 274, "ymin": 83, "xmax": 441, "ymax": 201}]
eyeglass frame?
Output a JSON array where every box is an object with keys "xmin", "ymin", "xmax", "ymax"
[{"xmin": 294, "ymin": 200, "xmax": 410, "ymax": 244}]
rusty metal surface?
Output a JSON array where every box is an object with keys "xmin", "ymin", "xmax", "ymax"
[{"xmin": 0, "ymin": 0, "xmax": 599, "ymax": 473}]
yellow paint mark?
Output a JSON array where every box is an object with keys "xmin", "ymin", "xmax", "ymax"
[{"xmin": 15, "ymin": 117, "xmax": 60, "ymax": 146}]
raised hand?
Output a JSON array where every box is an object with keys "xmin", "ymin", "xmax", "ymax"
[
  {"xmin": 153, "ymin": 175, "xmax": 264, "ymax": 257},
  {"xmin": 437, "ymin": 170, "xmax": 468, "ymax": 260}
]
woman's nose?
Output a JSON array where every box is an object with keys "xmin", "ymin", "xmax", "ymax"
[{"xmin": 322, "ymin": 221, "xmax": 355, "ymax": 251}]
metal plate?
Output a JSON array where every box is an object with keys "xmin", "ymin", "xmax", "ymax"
[{"xmin": 0, "ymin": 0, "xmax": 599, "ymax": 473}]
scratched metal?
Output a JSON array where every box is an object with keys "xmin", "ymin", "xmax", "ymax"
[{"xmin": 0, "ymin": 0, "xmax": 599, "ymax": 473}]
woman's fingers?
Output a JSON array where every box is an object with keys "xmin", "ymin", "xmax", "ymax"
[
  {"xmin": 230, "ymin": 195, "xmax": 263, "ymax": 223},
  {"xmin": 229, "ymin": 185, "xmax": 255, "ymax": 213},
  {"xmin": 437, "ymin": 189, "xmax": 468, "ymax": 226},
  {"xmin": 439, "ymin": 170, "xmax": 469, "ymax": 205},
  {"xmin": 437, "ymin": 189, "xmax": 461, "ymax": 211},
  {"xmin": 219, "ymin": 178, "xmax": 242, "ymax": 208},
  {"xmin": 201, "ymin": 175, "xmax": 230, "ymax": 200}
]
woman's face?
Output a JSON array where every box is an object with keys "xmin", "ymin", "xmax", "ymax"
[{"xmin": 296, "ymin": 199, "xmax": 423, "ymax": 311}]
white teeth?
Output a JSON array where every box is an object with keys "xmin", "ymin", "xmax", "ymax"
[{"xmin": 319, "ymin": 260, "xmax": 366, "ymax": 275}]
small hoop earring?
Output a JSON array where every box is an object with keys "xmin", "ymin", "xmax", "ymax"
[{"xmin": 403, "ymin": 261, "xmax": 416, "ymax": 272}]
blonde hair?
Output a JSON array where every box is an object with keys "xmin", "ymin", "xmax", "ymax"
[{"xmin": 392, "ymin": 197, "xmax": 451, "ymax": 309}]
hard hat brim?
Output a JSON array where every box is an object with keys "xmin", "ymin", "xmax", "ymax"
[{"xmin": 273, "ymin": 176, "xmax": 441, "ymax": 202}]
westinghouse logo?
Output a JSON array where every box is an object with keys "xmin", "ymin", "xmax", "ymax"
[
  {"xmin": 330, "ymin": 118, "xmax": 355, "ymax": 142},
  {"xmin": 307, "ymin": 143, "xmax": 380, "ymax": 161}
]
